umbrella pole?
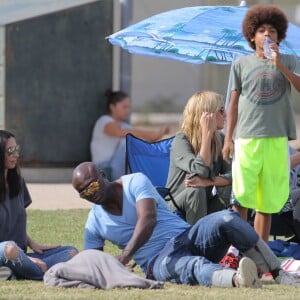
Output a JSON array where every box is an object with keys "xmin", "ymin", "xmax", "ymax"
[{"xmin": 120, "ymin": 0, "xmax": 133, "ymax": 94}]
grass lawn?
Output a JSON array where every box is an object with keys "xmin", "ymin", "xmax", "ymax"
[{"xmin": 1, "ymin": 209, "xmax": 300, "ymax": 300}]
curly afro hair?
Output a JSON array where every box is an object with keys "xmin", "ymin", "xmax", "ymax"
[{"xmin": 242, "ymin": 4, "xmax": 288, "ymax": 50}]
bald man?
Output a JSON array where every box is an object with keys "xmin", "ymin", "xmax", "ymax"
[
  {"xmin": 72, "ymin": 162, "xmax": 300, "ymax": 288},
  {"xmin": 72, "ymin": 161, "xmax": 99, "ymax": 193}
]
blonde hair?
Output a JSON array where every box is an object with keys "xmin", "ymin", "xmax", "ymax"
[{"xmin": 181, "ymin": 91, "xmax": 223, "ymax": 161}]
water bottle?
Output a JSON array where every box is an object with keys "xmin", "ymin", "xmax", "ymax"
[{"xmin": 263, "ymin": 37, "xmax": 274, "ymax": 59}]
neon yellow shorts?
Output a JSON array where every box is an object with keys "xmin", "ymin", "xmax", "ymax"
[{"xmin": 232, "ymin": 137, "xmax": 289, "ymax": 213}]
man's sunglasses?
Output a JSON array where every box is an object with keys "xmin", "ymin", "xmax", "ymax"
[
  {"xmin": 79, "ymin": 170, "xmax": 107, "ymax": 199},
  {"xmin": 80, "ymin": 180, "xmax": 101, "ymax": 199}
]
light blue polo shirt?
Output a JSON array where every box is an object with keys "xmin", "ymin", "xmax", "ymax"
[{"xmin": 84, "ymin": 173, "xmax": 189, "ymax": 272}]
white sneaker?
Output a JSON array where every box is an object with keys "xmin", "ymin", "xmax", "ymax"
[
  {"xmin": 235, "ymin": 257, "xmax": 262, "ymax": 288},
  {"xmin": 0, "ymin": 266, "xmax": 13, "ymax": 281},
  {"xmin": 275, "ymin": 270, "xmax": 300, "ymax": 287}
]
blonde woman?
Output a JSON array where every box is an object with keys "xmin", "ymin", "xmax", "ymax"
[{"xmin": 166, "ymin": 91, "xmax": 231, "ymax": 224}]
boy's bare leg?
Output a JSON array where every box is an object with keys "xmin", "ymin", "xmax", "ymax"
[
  {"xmin": 254, "ymin": 212, "xmax": 271, "ymax": 242},
  {"xmin": 232, "ymin": 205, "xmax": 248, "ymax": 221}
]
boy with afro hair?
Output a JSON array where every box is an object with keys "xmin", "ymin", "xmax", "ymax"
[{"xmin": 223, "ymin": 4, "xmax": 300, "ymax": 242}]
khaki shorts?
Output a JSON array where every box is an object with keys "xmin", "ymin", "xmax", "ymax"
[{"xmin": 232, "ymin": 137, "xmax": 289, "ymax": 213}]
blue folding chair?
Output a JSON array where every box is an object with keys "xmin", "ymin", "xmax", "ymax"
[{"xmin": 125, "ymin": 133, "xmax": 182, "ymax": 212}]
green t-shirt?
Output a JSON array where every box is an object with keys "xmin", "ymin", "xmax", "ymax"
[{"xmin": 231, "ymin": 54, "xmax": 300, "ymax": 140}]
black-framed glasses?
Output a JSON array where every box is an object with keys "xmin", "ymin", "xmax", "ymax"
[{"xmin": 6, "ymin": 145, "xmax": 20, "ymax": 157}]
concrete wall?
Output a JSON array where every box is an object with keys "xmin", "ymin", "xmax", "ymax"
[
  {"xmin": 3, "ymin": 1, "xmax": 113, "ymax": 167},
  {"xmin": 0, "ymin": 27, "xmax": 4, "ymax": 129}
]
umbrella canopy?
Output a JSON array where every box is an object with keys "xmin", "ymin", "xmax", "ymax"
[{"xmin": 108, "ymin": 5, "xmax": 300, "ymax": 65}]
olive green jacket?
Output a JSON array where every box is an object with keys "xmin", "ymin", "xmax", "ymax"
[{"xmin": 166, "ymin": 132, "xmax": 232, "ymax": 224}]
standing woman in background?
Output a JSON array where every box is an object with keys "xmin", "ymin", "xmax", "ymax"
[
  {"xmin": 0, "ymin": 130, "xmax": 78, "ymax": 280},
  {"xmin": 90, "ymin": 89, "xmax": 170, "ymax": 180}
]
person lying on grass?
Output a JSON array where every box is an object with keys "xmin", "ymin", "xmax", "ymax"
[{"xmin": 72, "ymin": 161, "xmax": 300, "ymax": 288}]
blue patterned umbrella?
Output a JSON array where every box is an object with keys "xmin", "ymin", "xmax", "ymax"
[{"xmin": 108, "ymin": 5, "xmax": 300, "ymax": 64}]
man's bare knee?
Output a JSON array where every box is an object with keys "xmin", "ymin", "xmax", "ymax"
[{"xmin": 5, "ymin": 242, "xmax": 19, "ymax": 260}]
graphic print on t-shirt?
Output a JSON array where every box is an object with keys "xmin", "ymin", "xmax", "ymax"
[{"xmin": 246, "ymin": 66, "xmax": 285, "ymax": 105}]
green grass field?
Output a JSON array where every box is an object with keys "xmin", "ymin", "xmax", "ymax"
[{"xmin": 1, "ymin": 209, "xmax": 300, "ymax": 300}]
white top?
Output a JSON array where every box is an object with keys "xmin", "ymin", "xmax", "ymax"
[{"xmin": 90, "ymin": 115, "xmax": 131, "ymax": 164}]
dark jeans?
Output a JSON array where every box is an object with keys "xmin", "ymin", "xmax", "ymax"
[{"xmin": 152, "ymin": 209, "xmax": 258, "ymax": 286}]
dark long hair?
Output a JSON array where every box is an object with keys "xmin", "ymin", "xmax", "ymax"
[
  {"xmin": 0, "ymin": 130, "xmax": 21, "ymax": 202},
  {"xmin": 105, "ymin": 89, "xmax": 128, "ymax": 113}
]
